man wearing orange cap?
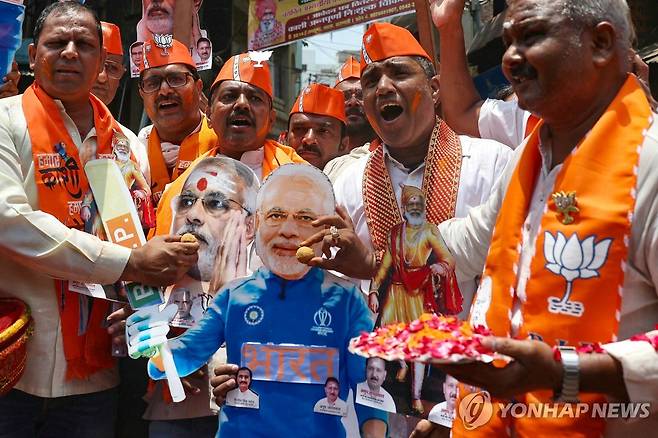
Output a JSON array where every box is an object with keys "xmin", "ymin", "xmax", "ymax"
[
  {"xmin": 324, "ymin": 56, "xmax": 379, "ymax": 182},
  {"xmin": 287, "ymin": 83, "xmax": 348, "ymax": 170},
  {"xmin": 92, "ymin": 21, "xmax": 150, "ymax": 183},
  {"xmin": 137, "ymin": 37, "xmax": 216, "ymax": 207},
  {"xmin": 0, "ymin": 3, "xmax": 199, "ymax": 436},
  {"xmin": 300, "ymin": 21, "xmax": 510, "ymax": 432},
  {"xmin": 335, "ymin": 56, "xmax": 376, "ymax": 152},
  {"xmin": 151, "ymin": 51, "xmax": 305, "ymax": 239}
]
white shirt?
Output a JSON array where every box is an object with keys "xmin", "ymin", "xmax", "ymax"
[
  {"xmin": 478, "ymin": 98, "xmax": 531, "ymax": 149},
  {"xmin": 439, "ymin": 118, "xmax": 658, "ymax": 436},
  {"xmin": 0, "ymin": 95, "xmax": 131, "ymax": 398},
  {"xmin": 333, "ymin": 135, "xmax": 512, "ymax": 317},
  {"xmin": 225, "ymin": 387, "xmax": 260, "ymax": 409},
  {"xmin": 355, "ymin": 382, "xmax": 396, "ymax": 413},
  {"xmin": 313, "ymin": 396, "xmax": 348, "ymax": 416}
]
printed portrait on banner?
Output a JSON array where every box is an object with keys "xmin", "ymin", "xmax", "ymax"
[
  {"xmin": 356, "ymin": 185, "xmax": 463, "ymax": 419},
  {"xmin": 131, "ymin": 0, "xmax": 211, "ymax": 77},
  {"xmin": 163, "ymin": 156, "xmax": 259, "ymax": 328}
]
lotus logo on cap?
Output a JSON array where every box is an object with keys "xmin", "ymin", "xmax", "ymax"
[
  {"xmin": 247, "ymin": 50, "xmax": 273, "ymax": 68},
  {"xmin": 153, "ymin": 34, "xmax": 173, "ymax": 55}
]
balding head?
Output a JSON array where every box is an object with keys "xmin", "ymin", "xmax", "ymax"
[{"xmin": 503, "ymin": 0, "xmax": 632, "ymax": 122}]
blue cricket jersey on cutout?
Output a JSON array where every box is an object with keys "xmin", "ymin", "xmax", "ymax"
[{"xmin": 148, "ymin": 267, "xmax": 387, "ymax": 437}]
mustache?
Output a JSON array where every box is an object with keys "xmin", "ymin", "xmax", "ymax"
[
  {"xmin": 297, "ymin": 144, "xmax": 321, "ymax": 156},
  {"xmin": 156, "ymin": 94, "xmax": 181, "ymax": 105},
  {"xmin": 147, "ymin": 4, "xmax": 171, "ymax": 16},
  {"xmin": 269, "ymin": 238, "xmax": 301, "ymax": 250},
  {"xmin": 509, "ymin": 63, "xmax": 538, "ymax": 81},
  {"xmin": 177, "ymin": 225, "xmax": 209, "ymax": 245}
]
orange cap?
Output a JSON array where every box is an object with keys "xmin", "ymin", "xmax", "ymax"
[
  {"xmin": 335, "ymin": 56, "xmax": 360, "ymax": 86},
  {"xmin": 101, "ymin": 21, "xmax": 123, "ymax": 56},
  {"xmin": 360, "ymin": 22, "xmax": 430, "ymax": 71},
  {"xmin": 141, "ymin": 36, "xmax": 196, "ymax": 72},
  {"xmin": 210, "ymin": 52, "xmax": 273, "ymax": 98},
  {"xmin": 289, "ymin": 83, "xmax": 346, "ymax": 125}
]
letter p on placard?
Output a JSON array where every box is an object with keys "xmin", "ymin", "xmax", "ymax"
[{"xmin": 107, "ymin": 213, "xmax": 141, "ymax": 249}]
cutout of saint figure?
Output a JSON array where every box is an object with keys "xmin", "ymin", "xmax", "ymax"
[{"xmin": 368, "ymin": 185, "xmax": 462, "ymax": 414}]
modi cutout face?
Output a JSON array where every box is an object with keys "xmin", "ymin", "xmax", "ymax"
[
  {"xmin": 366, "ymin": 357, "xmax": 387, "ymax": 392},
  {"xmin": 143, "ymin": 0, "xmax": 175, "ymax": 35},
  {"xmin": 255, "ymin": 165, "xmax": 335, "ymax": 280},
  {"xmin": 171, "ymin": 157, "xmax": 256, "ymax": 282}
]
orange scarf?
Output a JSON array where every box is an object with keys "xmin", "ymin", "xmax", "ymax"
[
  {"xmin": 362, "ymin": 118, "xmax": 462, "ymax": 255},
  {"xmin": 22, "ymin": 84, "xmax": 125, "ymax": 379},
  {"xmin": 147, "ymin": 115, "xmax": 216, "ymax": 206},
  {"xmin": 454, "ymin": 76, "xmax": 652, "ymax": 436},
  {"xmin": 150, "ymin": 139, "xmax": 305, "ymax": 237}
]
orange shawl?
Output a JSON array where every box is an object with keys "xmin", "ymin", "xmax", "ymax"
[
  {"xmin": 454, "ymin": 76, "xmax": 652, "ymax": 436},
  {"xmin": 147, "ymin": 115, "xmax": 216, "ymax": 206},
  {"xmin": 22, "ymin": 84, "xmax": 124, "ymax": 379}
]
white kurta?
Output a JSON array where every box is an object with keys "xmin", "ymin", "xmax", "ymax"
[
  {"xmin": 439, "ymin": 118, "xmax": 658, "ymax": 436},
  {"xmin": 478, "ymin": 98, "xmax": 531, "ymax": 149},
  {"xmin": 333, "ymin": 135, "xmax": 513, "ymax": 318},
  {"xmin": 0, "ymin": 95, "xmax": 131, "ymax": 398}
]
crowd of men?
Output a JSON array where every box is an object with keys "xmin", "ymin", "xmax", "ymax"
[{"xmin": 0, "ymin": 0, "xmax": 656, "ymax": 437}]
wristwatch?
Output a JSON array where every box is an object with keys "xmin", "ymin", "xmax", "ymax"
[{"xmin": 554, "ymin": 346, "xmax": 580, "ymax": 403}]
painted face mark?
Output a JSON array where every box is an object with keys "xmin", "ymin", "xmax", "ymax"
[
  {"xmin": 197, "ymin": 177, "xmax": 208, "ymax": 192},
  {"xmin": 410, "ymin": 91, "xmax": 421, "ymax": 114}
]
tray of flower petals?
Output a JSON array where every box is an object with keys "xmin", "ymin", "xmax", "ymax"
[{"xmin": 349, "ymin": 313, "xmax": 504, "ymax": 364}]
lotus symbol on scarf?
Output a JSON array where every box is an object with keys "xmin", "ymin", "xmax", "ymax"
[
  {"xmin": 543, "ymin": 231, "xmax": 612, "ymax": 317},
  {"xmin": 154, "ymin": 34, "xmax": 173, "ymax": 54}
]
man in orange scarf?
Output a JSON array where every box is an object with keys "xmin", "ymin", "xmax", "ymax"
[
  {"xmin": 412, "ymin": 0, "xmax": 658, "ymax": 437},
  {"xmin": 137, "ymin": 36, "xmax": 216, "ymax": 207},
  {"xmin": 0, "ymin": 3, "xmax": 198, "ymax": 436},
  {"xmin": 153, "ymin": 51, "xmax": 305, "ymax": 236}
]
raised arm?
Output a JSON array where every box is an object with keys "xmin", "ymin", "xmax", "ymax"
[{"xmin": 431, "ymin": 0, "xmax": 483, "ymax": 137}]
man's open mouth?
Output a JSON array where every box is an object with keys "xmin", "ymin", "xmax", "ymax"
[
  {"xmin": 229, "ymin": 116, "xmax": 252, "ymax": 127},
  {"xmin": 158, "ymin": 100, "xmax": 180, "ymax": 111},
  {"xmin": 379, "ymin": 103, "xmax": 403, "ymax": 122}
]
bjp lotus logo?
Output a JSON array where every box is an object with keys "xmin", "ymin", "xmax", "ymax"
[
  {"xmin": 153, "ymin": 34, "xmax": 173, "ymax": 54},
  {"xmin": 544, "ymin": 231, "xmax": 612, "ymax": 317}
]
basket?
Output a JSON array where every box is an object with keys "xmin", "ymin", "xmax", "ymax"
[{"xmin": 0, "ymin": 298, "xmax": 33, "ymax": 396}]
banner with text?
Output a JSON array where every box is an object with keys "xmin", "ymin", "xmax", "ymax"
[{"xmin": 247, "ymin": 0, "xmax": 415, "ymax": 50}]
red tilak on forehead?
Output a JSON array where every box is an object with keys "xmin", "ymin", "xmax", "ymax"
[{"xmin": 197, "ymin": 177, "xmax": 208, "ymax": 191}]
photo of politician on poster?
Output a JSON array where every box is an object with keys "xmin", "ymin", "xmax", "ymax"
[
  {"xmin": 131, "ymin": 0, "xmax": 211, "ymax": 77},
  {"xmin": 357, "ymin": 185, "xmax": 463, "ymax": 418},
  {"xmin": 162, "ymin": 156, "xmax": 259, "ymax": 328}
]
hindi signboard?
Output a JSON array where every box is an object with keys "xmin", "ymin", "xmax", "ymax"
[{"xmin": 247, "ymin": 0, "xmax": 415, "ymax": 50}]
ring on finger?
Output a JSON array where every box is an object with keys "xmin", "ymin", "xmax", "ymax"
[{"xmin": 329, "ymin": 225, "xmax": 340, "ymax": 242}]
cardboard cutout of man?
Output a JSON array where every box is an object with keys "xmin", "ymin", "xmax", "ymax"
[
  {"xmin": 127, "ymin": 164, "xmax": 387, "ymax": 437},
  {"xmin": 225, "ymin": 367, "xmax": 259, "ymax": 409},
  {"xmin": 356, "ymin": 357, "xmax": 396, "ymax": 413},
  {"xmin": 368, "ymin": 185, "xmax": 460, "ymax": 414},
  {"xmin": 313, "ymin": 377, "xmax": 347, "ymax": 417}
]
